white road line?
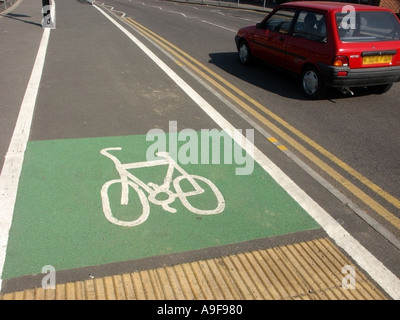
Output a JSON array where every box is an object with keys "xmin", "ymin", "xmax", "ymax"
[
  {"xmin": 177, "ymin": 59, "xmax": 400, "ymax": 250},
  {"xmin": 94, "ymin": 5, "xmax": 400, "ymax": 299},
  {"xmin": 0, "ymin": 28, "xmax": 51, "ymax": 291},
  {"xmin": 201, "ymin": 20, "xmax": 236, "ymax": 32},
  {"xmin": 130, "ymin": 0, "xmax": 237, "ymax": 31}
]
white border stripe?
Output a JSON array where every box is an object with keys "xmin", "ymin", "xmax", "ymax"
[
  {"xmin": 0, "ymin": 28, "xmax": 51, "ymax": 291},
  {"xmin": 95, "ymin": 5, "xmax": 400, "ymax": 299}
]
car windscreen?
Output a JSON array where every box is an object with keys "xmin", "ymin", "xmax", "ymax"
[{"xmin": 336, "ymin": 11, "xmax": 400, "ymax": 42}]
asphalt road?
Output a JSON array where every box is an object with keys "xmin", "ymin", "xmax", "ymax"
[
  {"xmin": 101, "ymin": 0, "xmax": 400, "ymax": 213},
  {"xmin": 96, "ymin": 0, "xmax": 400, "ymax": 244}
]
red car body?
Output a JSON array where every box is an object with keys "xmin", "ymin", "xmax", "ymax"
[{"xmin": 235, "ymin": 1, "xmax": 400, "ymax": 99}]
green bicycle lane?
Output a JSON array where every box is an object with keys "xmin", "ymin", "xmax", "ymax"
[
  {"xmin": 1, "ymin": 131, "xmax": 319, "ymax": 280},
  {"xmin": 0, "ymin": 1, "xmax": 319, "ymax": 284}
]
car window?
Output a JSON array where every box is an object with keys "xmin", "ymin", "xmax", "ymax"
[
  {"xmin": 336, "ymin": 11, "xmax": 400, "ymax": 42},
  {"xmin": 263, "ymin": 9, "xmax": 296, "ymax": 34},
  {"xmin": 293, "ymin": 11, "xmax": 327, "ymax": 42}
]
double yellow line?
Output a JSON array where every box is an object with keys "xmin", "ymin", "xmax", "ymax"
[{"xmin": 122, "ymin": 15, "xmax": 400, "ymax": 229}]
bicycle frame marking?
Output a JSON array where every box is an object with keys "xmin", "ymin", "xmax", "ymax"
[{"xmin": 100, "ymin": 147, "xmax": 225, "ymax": 227}]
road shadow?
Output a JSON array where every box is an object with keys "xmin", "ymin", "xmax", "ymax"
[
  {"xmin": 208, "ymin": 51, "xmax": 305, "ymax": 100},
  {"xmin": 0, "ymin": 12, "xmax": 42, "ymax": 27},
  {"xmin": 208, "ymin": 51, "xmax": 374, "ymax": 101},
  {"xmin": 75, "ymin": 0, "xmax": 93, "ymax": 4}
]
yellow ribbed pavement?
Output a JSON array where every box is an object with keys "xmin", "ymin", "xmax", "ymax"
[{"xmin": 0, "ymin": 238, "xmax": 387, "ymax": 300}]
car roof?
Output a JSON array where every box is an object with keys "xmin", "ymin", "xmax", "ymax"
[{"xmin": 279, "ymin": 1, "xmax": 392, "ymax": 12}]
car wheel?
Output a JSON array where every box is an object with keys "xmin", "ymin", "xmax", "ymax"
[
  {"xmin": 300, "ymin": 66, "xmax": 327, "ymax": 100},
  {"xmin": 368, "ymin": 83, "xmax": 393, "ymax": 95},
  {"xmin": 238, "ymin": 40, "xmax": 252, "ymax": 65}
]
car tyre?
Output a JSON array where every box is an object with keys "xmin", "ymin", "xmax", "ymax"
[
  {"xmin": 238, "ymin": 40, "xmax": 252, "ymax": 65},
  {"xmin": 300, "ymin": 66, "xmax": 327, "ymax": 100},
  {"xmin": 368, "ymin": 83, "xmax": 393, "ymax": 95}
]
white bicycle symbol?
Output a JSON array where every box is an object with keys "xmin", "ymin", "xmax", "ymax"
[{"xmin": 100, "ymin": 147, "xmax": 226, "ymax": 227}]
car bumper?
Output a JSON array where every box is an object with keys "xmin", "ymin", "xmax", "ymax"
[{"xmin": 318, "ymin": 64, "xmax": 400, "ymax": 87}]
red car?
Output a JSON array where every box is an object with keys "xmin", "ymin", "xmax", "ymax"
[{"xmin": 235, "ymin": 1, "xmax": 400, "ymax": 99}]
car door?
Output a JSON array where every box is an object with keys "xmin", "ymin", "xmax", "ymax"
[
  {"xmin": 252, "ymin": 8, "xmax": 296, "ymax": 67},
  {"xmin": 285, "ymin": 10, "xmax": 331, "ymax": 75}
]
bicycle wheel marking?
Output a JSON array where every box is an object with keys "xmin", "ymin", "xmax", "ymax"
[
  {"xmin": 1, "ymin": 134, "xmax": 320, "ymax": 280},
  {"xmin": 101, "ymin": 179, "xmax": 150, "ymax": 227}
]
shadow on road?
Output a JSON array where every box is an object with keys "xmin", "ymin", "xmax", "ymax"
[
  {"xmin": 208, "ymin": 51, "xmax": 375, "ymax": 101},
  {"xmin": 0, "ymin": 12, "xmax": 42, "ymax": 27},
  {"xmin": 209, "ymin": 51, "xmax": 310, "ymax": 100},
  {"xmin": 75, "ymin": 0, "xmax": 93, "ymax": 5}
]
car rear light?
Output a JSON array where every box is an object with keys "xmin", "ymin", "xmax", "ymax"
[
  {"xmin": 337, "ymin": 71, "xmax": 348, "ymax": 76},
  {"xmin": 333, "ymin": 56, "xmax": 349, "ymax": 67}
]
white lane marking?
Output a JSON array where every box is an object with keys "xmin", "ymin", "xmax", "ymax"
[
  {"xmin": 94, "ymin": 5, "xmax": 400, "ymax": 299},
  {"xmin": 129, "ymin": 0, "xmax": 237, "ymax": 31},
  {"xmin": 174, "ymin": 57, "xmax": 400, "ymax": 250},
  {"xmin": 0, "ymin": 28, "xmax": 51, "ymax": 291},
  {"xmin": 201, "ymin": 20, "xmax": 236, "ymax": 33}
]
